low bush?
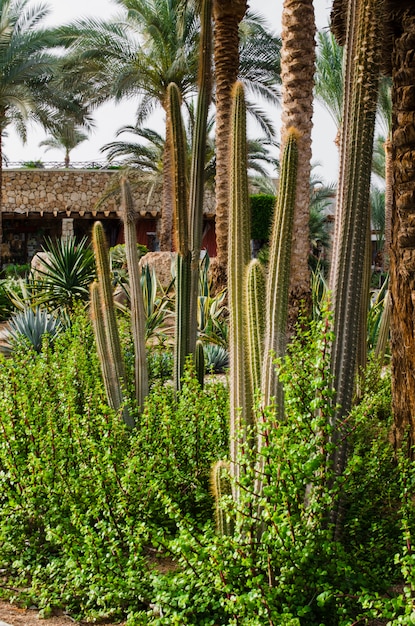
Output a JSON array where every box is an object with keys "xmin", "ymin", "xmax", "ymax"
[
  {"xmin": 0, "ymin": 309, "xmax": 412, "ymax": 624},
  {"xmin": 0, "ymin": 313, "xmax": 228, "ymax": 619},
  {"xmin": 148, "ymin": 317, "xmax": 407, "ymax": 626}
]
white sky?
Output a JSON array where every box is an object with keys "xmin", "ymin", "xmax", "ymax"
[{"xmin": 5, "ymin": 0, "xmax": 339, "ymax": 183}]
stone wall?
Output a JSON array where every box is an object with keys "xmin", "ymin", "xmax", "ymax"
[{"xmin": 1, "ymin": 169, "xmax": 215, "ymax": 217}]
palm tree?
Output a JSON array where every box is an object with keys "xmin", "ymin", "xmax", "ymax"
[
  {"xmin": 61, "ymin": 1, "xmax": 281, "ymax": 256},
  {"xmin": 212, "ymin": 4, "xmax": 281, "ymax": 284},
  {"xmin": 280, "ymin": 0, "xmax": 316, "ymax": 320},
  {"xmin": 101, "ymin": 116, "xmax": 278, "ymax": 201},
  {"xmin": 101, "ymin": 125, "xmax": 164, "ymax": 178},
  {"xmin": 59, "ymin": 0, "xmax": 200, "ymax": 251},
  {"xmin": 0, "ymin": 0, "xmax": 92, "ymax": 262},
  {"xmin": 382, "ymin": 3, "xmax": 415, "ymax": 451},
  {"xmin": 39, "ymin": 120, "xmax": 89, "ymax": 167},
  {"xmin": 211, "ymin": 0, "xmax": 247, "ymax": 285},
  {"xmin": 314, "ymin": 30, "xmax": 343, "ymax": 131}
]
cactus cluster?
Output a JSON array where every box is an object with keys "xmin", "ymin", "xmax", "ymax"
[
  {"xmin": 222, "ymin": 81, "xmax": 299, "ymax": 517},
  {"xmin": 91, "ymin": 178, "xmax": 149, "ymax": 428},
  {"xmin": 90, "ymin": 0, "xmax": 212, "ymax": 411}
]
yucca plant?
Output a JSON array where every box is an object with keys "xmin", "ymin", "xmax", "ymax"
[{"xmin": 1, "ymin": 306, "xmax": 64, "ymax": 354}]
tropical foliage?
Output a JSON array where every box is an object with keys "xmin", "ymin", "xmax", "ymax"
[
  {"xmin": 1, "ymin": 0, "xmax": 415, "ymax": 624},
  {"xmin": 0, "ymin": 0, "xmax": 92, "ymax": 251},
  {"xmin": 31, "ymin": 236, "xmax": 95, "ymax": 314},
  {"xmin": 39, "ymin": 120, "xmax": 89, "ymax": 167}
]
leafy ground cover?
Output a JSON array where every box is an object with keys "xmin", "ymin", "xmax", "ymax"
[{"xmin": 0, "ymin": 308, "xmax": 413, "ymax": 625}]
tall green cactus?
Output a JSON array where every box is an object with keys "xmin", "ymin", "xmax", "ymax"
[
  {"xmin": 167, "ymin": 82, "xmax": 192, "ymax": 391},
  {"xmin": 245, "ymin": 258, "xmax": 266, "ymax": 403},
  {"xmin": 188, "ymin": 0, "xmax": 213, "ymax": 355},
  {"xmin": 224, "ymin": 83, "xmax": 300, "ymax": 508},
  {"xmin": 210, "ymin": 460, "xmax": 233, "ymax": 535},
  {"xmin": 329, "ymin": 0, "xmax": 382, "ymax": 484},
  {"xmin": 261, "ymin": 128, "xmax": 299, "ymax": 412},
  {"xmin": 91, "ymin": 221, "xmax": 134, "ymax": 428},
  {"xmin": 166, "ymin": 0, "xmax": 212, "ymax": 390},
  {"xmin": 228, "ymin": 82, "xmax": 253, "ymax": 494},
  {"xmin": 120, "ymin": 176, "xmax": 149, "ymax": 412},
  {"xmin": 90, "ymin": 280, "xmax": 121, "ymax": 413}
]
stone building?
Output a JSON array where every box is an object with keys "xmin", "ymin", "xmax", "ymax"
[{"xmin": 1, "ymin": 168, "xmax": 217, "ymax": 266}]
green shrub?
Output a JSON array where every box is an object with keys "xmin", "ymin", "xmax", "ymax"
[
  {"xmin": 0, "ymin": 278, "xmax": 16, "ymax": 320},
  {"xmin": 250, "ymin": 194, "xmax": 275, "ymax": 241},
  {"xmin": 2, "ymin": 263, "xmax": 30, "ymax": 278},
  {"xmin": 149, "ymin": 314, "xmax": 402, "ymax": 626},
  {"xmin": 0, "ymin": 316, "xmax": 228, "ymax": 619}
]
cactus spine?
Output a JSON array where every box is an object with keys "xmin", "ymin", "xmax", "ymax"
[
  {"xmin": 120, "ymin": 176, "xmax": 149, "ymax": 412},
  {"xmin": 245, "ymin": 258, "xmax": 266, "ymax": 401},
  {"xmin": 329, "ymin": 0, "xmax": 382, "ymax": 483},
  {"xmin": 261, "ymin": 128, "xmax": 299, "ymax": 412},
  {"xmin": 167, "ymin": 82, "xmax": 192, "ymax": 391},
  {"xmin": 228, "ymin": 82, "xmax": 253, "ymax": 494},
  {"xmin": 91, "ymin": 221, "xmax": 134, "ymax": 428}
]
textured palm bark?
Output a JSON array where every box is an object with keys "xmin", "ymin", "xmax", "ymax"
[
  {"xmin": 280, "ymin": 0, "xmax": 315, "ymax": 322},
  {"xmin": 384, "ymin": 137, "xmax": 393, "ymax": 264},
  {"xmin": 212, "ymin": 0, "xmax": 247, "ymax": 285},
  {"xmin": 388, "ymin": 7, "xmax": 415, "ymax": 453}
]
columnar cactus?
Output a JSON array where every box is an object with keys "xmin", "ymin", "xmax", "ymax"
[
  {"xmin": 224, "ymin": 83, "xmax": 299, "ymax": 508},
  {"xmin": 227, "ymin": 82, "xmax": 253, "ymax": 493},
  {"xmin": 90, "ymin": 280, "xmax": 121, "ymax": 413},
  {"xmin": 188, "ymin": 0, "xmax": 213, "ymax": 355},
  {"xmin": 167, "ymin": 82, "xmax": 192, "ymax": 391},
  {"xmin": 210, "ymin": 460, "xmax": 233, "ymax": 536},
  {"xmin": 261, "ymin": 128, "xmax": 299, "ymax": 412},
  {"xmin": 120, "ymin": 176, "xmax": 149, "ymax": 412},
  {"xmin": 245, "ymin": 258, "xmax": 266, "ymax": 402},
  {"xmin": 329, "ymin": 0, "xmax": 382, "ymax": 480},
  {"xmin": 195, "ymin": 339, "xmax": 205, "ymax": 389},
  {"xmin": 91, "ymin": 221, "xmax": 134, "ymax": 428}
]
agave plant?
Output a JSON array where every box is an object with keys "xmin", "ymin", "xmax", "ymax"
[
  {"xmin": 1, "ymin": 307, "xmax": 64, "ymax": 354},
  {"xmin": 197, "ymin": 254, "xmax": 228, "ymax": 347},
  {"xmin": 114, "ymin": 262, "xmax": 175, "ymax": 344},
  {"xmin": 33, "ymin": 236, "xmax": 95, "ymax": 314},
  {"xmin": 203, "ymin": 343, "xmax": 229, "ymax": 373}
]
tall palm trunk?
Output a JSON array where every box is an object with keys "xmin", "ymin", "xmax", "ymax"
[
  {"xmin": 280, "ymin": 0, "xmax": 316, "ymax": 323},
  {"xmin": 388, "ymin": 5, "xmax": 415, "ymax": 453},
  {"xmin": 212, "ymin": 0, "xmax": 247, "ymax": 286}
]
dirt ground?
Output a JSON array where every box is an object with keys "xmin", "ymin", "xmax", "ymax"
[
  {"xmin": 0, "ymin": 601, "xmax": 75, "ymax": 626},
  {"xmin": 0, "ymin": 601, "xmax": 124, "ymax": 626}
]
